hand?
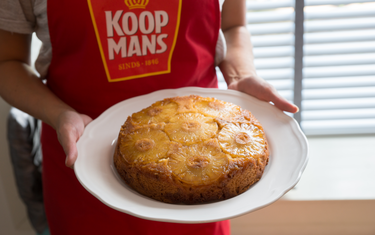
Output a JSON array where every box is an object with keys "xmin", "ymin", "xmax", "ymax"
[
  {"xmin": 55, "ymin": 110, "xmax": 93, "ymax": 168},
  {"xmin": 227, "ymin": 75, "xmax": 299, "ymax": 113}
]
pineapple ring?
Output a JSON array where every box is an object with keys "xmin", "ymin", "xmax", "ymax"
[
  {"xmin": 181, "ymin": 122, "xmax": 201, "ymax": 132},
  {"xmin": 208, "ymin": 101, "xmax": 225, "ymax": 110},
  {"xmin": 120, "ymin": 127, "xmax": 171, "ymax": 164},
  {"xmin": 194, "ymin": 97, "xmax": 242, "ymax": 120},
  {"xmin": 135, "ymin": 138, "xmax": 155, "ymax": 152},
  {"xmin": 168, "ymin": 140, "xmax": 229, "ymax": 185},
  {"xmin": 131, "ymin": 101, "xmax": 178, "ymax": 125},
  {"xmin": 165, "ymin": 113, "xmax": 218, "ymax": 145},
  {"xmin": 234, "ymin": 132, "xmax": 252, "ymax": 145},
  {"xmin": 218, "ymin": 122, "xmax": 267, "ymax": 158},
  {"xmin": 147, "ymin": 107, "xmax": 162, "ymax": 116},
  {"xmin": 186, "ymin": 155, "xmax": 210, "ymax": 169}
]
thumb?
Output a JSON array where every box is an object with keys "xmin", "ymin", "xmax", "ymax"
[
  {"xmin": 62, "ymin": 130, "xmax": 80, "ymax": 169},
  {"xmin": 57, "ymin": 113, "xmax": 93, "ymax": 169},
  {"xmin": 65, "ymin": 138, "xmax": 78, "ymax": 168},
  {"xmin": 64, "ymin": 115, "xmax": 92, "ymax": 168}
]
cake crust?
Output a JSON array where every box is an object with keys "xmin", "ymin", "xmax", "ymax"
[{"xmin": 113, "ymin": 95, "xmax": 269, "ymax": 204}]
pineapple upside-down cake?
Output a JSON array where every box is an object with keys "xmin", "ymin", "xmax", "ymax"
[{"xmin": 113, "ymin": 95, "xmax": 269, "ymax": 204}]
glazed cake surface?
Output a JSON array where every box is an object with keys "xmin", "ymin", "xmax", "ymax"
[{"xmin": 113, "ymin": 95, "xmax": 269, "ymax": 204}]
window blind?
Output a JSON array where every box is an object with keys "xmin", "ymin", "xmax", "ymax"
[
  {"xmin": 218, "ymin": 0, "xmax": 375, "ymax": 136},
  {"xmin": 302, "ymin": 0, "xmax": 375, "ymax": 135}
]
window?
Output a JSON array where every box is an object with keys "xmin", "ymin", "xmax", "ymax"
[{"xmin": 218, "ymin": 0, "xmax": 375, "ymax": 136}]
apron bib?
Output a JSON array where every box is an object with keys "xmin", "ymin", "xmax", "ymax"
[
  {"xmin": 42, "ymin": 0, "xmax": 230, "ymax": 234},
  {"xmin": 47, "ymin": 0, "xmax": 219, "ymax": 118}
]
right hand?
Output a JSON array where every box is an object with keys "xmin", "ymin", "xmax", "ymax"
[
  {"xmin": 0, "ymin": 29, "xmax": 93, "ymax": 168},
  {"xmin": 55, "ymin": 110, "xmax": 93, "ymax": 168}
]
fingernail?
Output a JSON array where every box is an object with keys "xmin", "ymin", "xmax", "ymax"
[{"xmin": 295, "ymin": 106, "xmax": 300, "ymax": 113}]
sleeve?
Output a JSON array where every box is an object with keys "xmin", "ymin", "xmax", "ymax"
[{"xmin": 0, "ymin": 0, "xmax": 36, "ymax": 34}]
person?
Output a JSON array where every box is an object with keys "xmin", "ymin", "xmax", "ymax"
[{"xmin": 0, "ymin": 0, "xmax": 299, "ymax": 234}]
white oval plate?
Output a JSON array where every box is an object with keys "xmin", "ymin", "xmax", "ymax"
[{"xmin": 75, "ymin": 87, "xmax": 308, "ymax": 223}]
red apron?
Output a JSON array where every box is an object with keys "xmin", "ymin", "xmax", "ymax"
[{"xmin": 42, "ymin": 0, "xmax": 230, "ymax": 234}]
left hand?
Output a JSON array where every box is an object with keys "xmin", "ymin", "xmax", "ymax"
[
  {"xmin": 220, "ymin": 0, "xmax": 299, "ymax": 114},
  {"xmin": 227, "ymin": 74, "xmax": 299, "ymax": 114}
]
